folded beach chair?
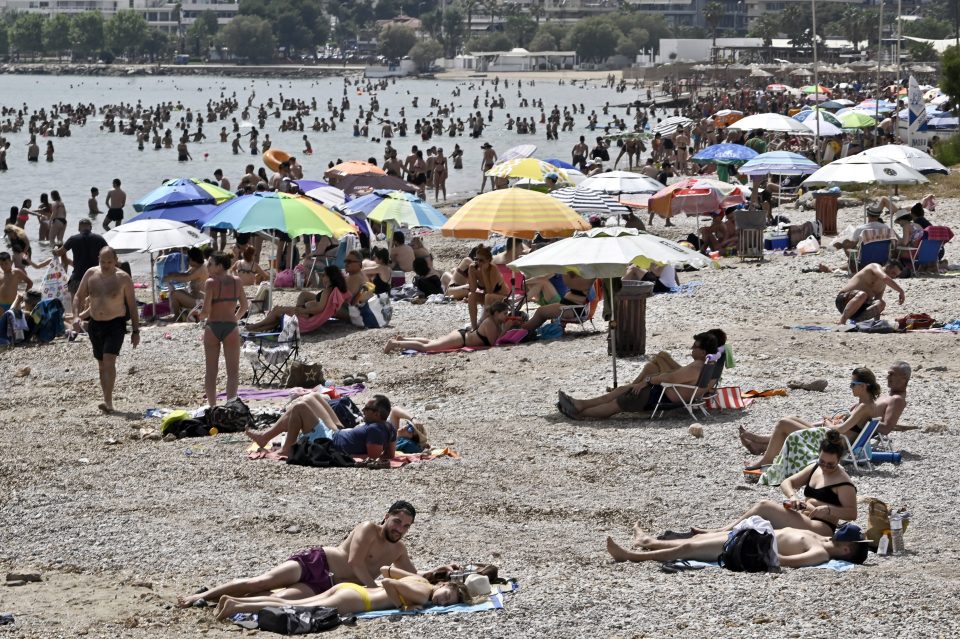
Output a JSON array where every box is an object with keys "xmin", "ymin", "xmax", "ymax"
[
  {"xmin": 297, "ymin": 287, "xmax": 350, "ymax": 334},
  {"xmin": 650, "ymin": 359, "xmax": 717, "ymax": 421},
  {"xmin": 560, "ymin": 279, "xmax": 602, "ymax": 332},
  {"xmin": 847, "ymin": 238, "xmax": 892, "ymax": 275},
  {"xmin": 241, "ymin": 314, "xmax": 300, "ymax": 387},
  {"xmin": 841, "ymin": 418, "xmax": 881, "ymax": 472},
  {"xmin": 323, "ymin": 234, "xmax": 358, "ymax": 270}
]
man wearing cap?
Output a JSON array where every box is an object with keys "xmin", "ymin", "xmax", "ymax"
[
  {"xmin": 543, "ymin": 172, "xmax": 559, "ymax": 192},
  {"xmin": 607, "ymin": 523, "xmax": 870, "ymax": 567},
  {"xmin": 836, "ymin": 261, "xmax": 904, "ymax": 324},
  {"xmin": 833, "ymin": 203, "xmax": 895, "ymax": 251}
]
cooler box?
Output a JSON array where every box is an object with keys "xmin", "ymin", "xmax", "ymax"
[{"xmin": 764, "ymin": 234, "xmax": 789, "ymax": 250}]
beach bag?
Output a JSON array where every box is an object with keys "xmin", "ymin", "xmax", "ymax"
[
  {"xmin": 349, "ymin": 295, "xmax": 391, "ymax": 328},
  {"xmin": 40, "ymin": 259, "xmax": 69, "ymax": 304},
  {"xmin": 896, "ymin": 313, "xmax": 935, "ymax": 331},
  {"xmin": 256, "ymin": 605, "xmax": 342, "ymax": 635},
  {"xmin": 274, "ymin": 269, "xmax": 295, "ymax": 289},
  {"xmin": 865, "ymin": 498, "xmax": 891, "ymax": 548},
  {"xmin": 140, "ymin": 300, "xmax": 170, "ymax": 320},
  {"xmin": 705, "ymin": 386, "xmax": 746, "ymax": 411},
  {"xmin": 31, "ymin": 299, "xmax": 65, "ymax": 343},
  {"xmin": 796, "ymin": 236, "xmax": 820, "ymax": 255},
  {"xmin": 330, "ymin": 397, "xmax": 363, "ymax": 429},
  {"xmin": 718, "ymin": 529, "xmax": 775, "ymax": 572},
  {"xmin": 286, "ymin": 361, "xmax": 325, "ymax": 388},
  {"xmin": 207, "ymin": 397, "xmax": 254, "ymax": 433},
  {"xmin": 537, "ymin": 320, "xmax": 564, "ymax": 340},
  {"xmin": 287, "ymin": 438, "xmax": 356, "ymax": 469}
]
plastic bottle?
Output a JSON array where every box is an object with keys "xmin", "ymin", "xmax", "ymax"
[
  {"xmin": 890, "ymin": 514, "xmax": 905, "ymax": 553},
  {"xmin": 877, "ymin": 530, "xmax": 891, "ymax": 556}
]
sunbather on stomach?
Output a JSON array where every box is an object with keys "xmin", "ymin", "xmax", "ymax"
[
  {"xmin": 243, "ymin": 266, "xmax": 347, "ymax": 332},
  {"xmin": 739, "ymin": 367, "xmax": 882, "ymax": 470},
  {"xmin": 384, "ymin": 301, "xmax": 511, "ymax": 353}
]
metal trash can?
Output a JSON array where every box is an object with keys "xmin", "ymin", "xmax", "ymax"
[
  {"xmin": 814, "ymin": 193, "xmax": 839, "ymax": 236},
  {"xmin": 610, "ymin": 280, "xmax": 654, "ymax": 357}
]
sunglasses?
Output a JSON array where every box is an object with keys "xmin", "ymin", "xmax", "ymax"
[{"xmin": 850, "ymin": 381, "xmax": 867, "ymax": 388}]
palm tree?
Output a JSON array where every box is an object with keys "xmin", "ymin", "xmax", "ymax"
[
  {"xmin": 461, "ymin": 0, "xmax": 478, "ymax": 36},
  {"xmin": 704, "ymin": 1, "xmax": 724, "ymax": 61}
]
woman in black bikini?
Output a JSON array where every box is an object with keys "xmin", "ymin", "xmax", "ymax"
[
  {"xmin": 689, "ymin": 431, "xmax": 857, "ymax": 537},
  {"xmin": 230, "ymin": 245, "xmax": 269, "ymax": 286},
  {"xmin": 196, "ymin": 252, "xmax": 248, "ymax": 408},
  {"xmin": 466, "ymin": 245, "xmax": 507, "ymax": 329},
  {"xmin": 243, "ymin": 266, "xmax": 348, "ymax": 332},
  {"xmin": 440, "ymin": 255, "xmax": 473, "ymax": 300},
  {"xmin": 384, "ymin": 301, "xmax": 511, "ymax": 353},
  {"xmin": 362, "ymin": 247, "xmax": 392, "ymax": 296}
]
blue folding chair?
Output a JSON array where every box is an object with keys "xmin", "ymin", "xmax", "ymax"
[
  {"xmin": 842, "ymin": 418, "xmax": 881, "ymax": 471},
  {"xmin": 848, "ymin": 239, "xmax": 892, "ymax": 274}
]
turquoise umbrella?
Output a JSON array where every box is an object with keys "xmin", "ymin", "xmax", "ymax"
[{"xmin": 342, "ymin": 190, "xmax": 448, "ymax": 229}]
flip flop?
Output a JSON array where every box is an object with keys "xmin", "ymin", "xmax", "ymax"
[
  {"xmin": 743, "ymin": 463, "xmax": 764, "ymax": 471},
  {"xmin": 559, "ymin": 394, "xmax": 579, "ymax": 418},
  {"xmin": 656, "ymin": 529, "xmax": 696, "ymax": 541},
  {"xmin": 660, "ymin": 560, "xmax": 707, "ymax": 574}
]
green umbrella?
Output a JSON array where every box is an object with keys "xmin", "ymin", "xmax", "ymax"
[{"xmin": 838, "ymin": 112, "xmax": 878, "ymax": 129}]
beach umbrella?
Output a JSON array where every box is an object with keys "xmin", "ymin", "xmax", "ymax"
[
  {"xmin": 342, "ymin": 190, "xmax": 447, "ymax": 229},
  {"xmin": 133, "ymin": 178, "xmax": 235, "ymax": 212},
  {"xmin": 859, "ymin": 145, "xmax": 949, "ymax": 175},
  {"xmin": 800, "ymin": 84, "xmax": 831, "ymax": 94},
  {"xmin": 485, "ymin": 158, "xmax": 572, "ymax": 184},
  {"xmin": 495, "ymin": 144, "xmax": 537, "ymax": 165},
  {"xmin": 647, "ymin": 178, "xmax": 747, "ymax": 220},
  {"xmin": 335, "ymin": 173, "xmax": 417, "ymax": 197},
  {"xmin": 793, "ymin": 108, "xmax": 843, "ymax": 128},
  {"xmin": 548, "ymin": 186, "xmax": 631, "ymax": 218},
  {"xmin": 294, "ymin": 180, "xmax": 347, "ymax": 208},
  {"xmin": 790, "ymin": 68, "xmax": 813, "ymax": 77},
  {"xmin": 579, "ymin": 171, "xmax": 664, "ymax": 195},
  {"xmin": 819, "ymin": 99, "xmax": 853, "ymax": 109},
  {"xmin": 509, "ymin": 227, "xmax": 709, "ymax": 386},
  {"xmin": 691, "ymin": 143, "xmax": 758, "ymax": 165},
  {"xmin": 545, "ymin": 158, "xmax": 576, "ymax": 170},
  {"xmin": 802, "ymin": 155, "xmax": 929, "ymax": 188},
  {"xmin": 324, "ymin": 160, "xmax": 385, "ymax": 180},
  {"xmin": 738, "ymin": 151, "xmax": 820, "ymax": 176},
  {"xmin": 442, "ymin": 188, "xmax": 589, "ymax": 240},
  {"xmin": 856, "ymin": 99, "xmax": 897, "ymax": 113},
  {"xmin": 838, "ymin": 111, "xmax": 878, "ymax": 129},
  {"xmin": 127, "ymin": 202, "xmax": 218, "ymax": 226},
  {"xmin": 766, "ymin": 83, "xmax": 792, "ymax": 92},
  {"xmin": 713, "ymin": 109, "xmax": 744, "ymax": 127},
  {"xmin": 652, "ymin": 116, "xmax": 693, "ymax": 136},
  {"xmin": 104, "ymin": 219, "xmax": 211, "ymax": 319},
  {"xmin": 727, "ymin": 113, "xmax": 812, "ymax": 135},
  {"xmin": 799, "ymin": 116, "xmax": 842, "ymax": 136},
  {"xmin": 201, "ymin": 192, "xmax": 354, "ymax": 239}
]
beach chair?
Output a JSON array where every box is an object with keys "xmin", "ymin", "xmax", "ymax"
[
  {"xmin": 841, "ymin": 418, "xmax": 881, "ymax": 471},
  {"xmin": 903, "ymin": 226, "xmax": 952, "ymax": 274},
  {"xmin": 297, "ymin": 287, "xmax": 349, "ymax": 334},
  {"xmin": 560, "ymin": 280, "xmax": 602, "ymax": 332},
  {"xmin": 241, "ymin": 314, "xmax": 300, "ymax": 386},
  {"xmin": 847, "ymin": 238, "xmax": 892, "ymax": 275},
  {"xmin": 650, "ymin": 359, "xmax": 717, "ymax": 421},
  {"xmin": 496, "ymin": 263, "xmax": 528, "ymax": 313}
]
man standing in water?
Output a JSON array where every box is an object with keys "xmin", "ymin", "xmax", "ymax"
[
  {"xmin": 103, "ymin": 178, "xmax": 126, "ymax": 231},
  {"xmin": 74, "ymin": 247, "xmax": 139, "ymax": 413}
]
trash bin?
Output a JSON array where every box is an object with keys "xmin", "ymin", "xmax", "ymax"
[
  {"xmin": 610, "ymin": 280, "xmax": 653, "ymax": 357},
  {"xmin": 814, "ymin": 193, "xmax": 839, "ymax": 236}
]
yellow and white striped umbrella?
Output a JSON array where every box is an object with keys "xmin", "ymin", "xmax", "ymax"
[
  {"xmin": 484, "ymin": 158, "xmax": 572, "ymax": 185},
  {"xmin": 442, "ymin": 188, "xmax": 589, "ymax": 240}
]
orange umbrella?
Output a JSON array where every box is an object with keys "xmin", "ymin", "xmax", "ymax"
[{"xmin": 324, "ymin": 161, "xmax": 385, "ymax": 179}]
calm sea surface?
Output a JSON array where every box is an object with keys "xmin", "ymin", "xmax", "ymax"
[{"xmin": 2, "ymin": 73, "xmax": 635, "ymax": 277}]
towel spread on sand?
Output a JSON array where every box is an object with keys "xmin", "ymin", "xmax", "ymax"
[
  {"xmin": 676, "ymin": 559, "xmax": 855, "ymax": 572},
  {"xmin": 791, "ymin": 325, "xmax": 835, "ymax": 331},
  {"xmin": 668, "ymin": 281, "xmax": 704, "ymax": 296},
  {"xmin": 742, "ymin": 389, "xmax": 789, "ymax": 398},
  {"xmin": 354, "ymin": 582, "xmax": 516, "ymax": 619},
  {"xmin": 247, "ymin": 443, "xmax": 459, "ymax": 466},
  {"xmin": 217, "ymin": 383, "xmax": 366, "ymax": 401}
]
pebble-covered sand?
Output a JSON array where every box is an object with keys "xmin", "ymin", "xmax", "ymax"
[{"xmin": 2, "ymin": 195, "xmax": 959, "ymax": 637}]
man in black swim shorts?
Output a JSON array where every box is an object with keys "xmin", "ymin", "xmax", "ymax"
[{"xmin": 104, "ymin": 178, "xmax": 126, "ymax": 231}]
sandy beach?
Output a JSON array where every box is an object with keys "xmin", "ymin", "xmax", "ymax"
[{"xmin": 2, "ymin": 188, "xmax": 959, "ymax": 637}]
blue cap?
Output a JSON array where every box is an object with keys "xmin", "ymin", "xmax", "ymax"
[
  {"xmin": 833, "ymin": 523, "xmax": 866, "ymax": 542},
  {"xmin": 545, "ymin": 172, "xmax": 559, "ymax": 181}
]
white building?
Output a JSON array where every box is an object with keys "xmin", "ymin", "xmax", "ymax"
[
  {"xmin": 0, "ymin": 0, "xmax": 239, "ymax": 31},
  {"xmin": 470, "ymin": 47, "xmax": 577, "ymax": 72}
]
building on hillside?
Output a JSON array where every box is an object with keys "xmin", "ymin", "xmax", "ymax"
[{"xmin": 0, "ymin": 0, "xmax": 239, "ymax": 31}]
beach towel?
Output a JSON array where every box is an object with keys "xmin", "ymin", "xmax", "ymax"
[
  {"xmin": 354, "ymin": 582, "xmax": 515, "ymax": 619},
  {"xmin": 759, "ymin": 427, "xmax": 828, "ymax": 486},
  {"xmin": 668, "ymin": 281, "xmax": 704, "ymax": 296},
  {"xmin": 665, "ymin": 559, "xmax": 855, "ymax": 572},
  {"xmin": 705, "ymin": 387, "xmax": 751, "ymax": 411},
  {"xmin": 248, "ymin": 443, "xmax": 459, "ymax": 466},
  {"xmin": 742, "ymin": 389, "xmax": 789, "ymax": 398},
  {"xmin": 401, "ymin": 346, "xmax": 489, "ymax": 356},
  {"xmin": 791, "ymin": 325, "xmax": 834, "ymax": 331},
  {"xmin": 216, "ymin": 383, "xmax": 365, "ymax": 401}
]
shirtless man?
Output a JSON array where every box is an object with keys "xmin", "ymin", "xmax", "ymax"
[
  {"xmin": 0, "ymin": 251, "xmax": 33, "ymax": 312},
  {"xmin": 87, "ymin": 187, "xmax": 101, "ymax": 218},
  {"xmin": 479, "ymin": 142, "xmax": 497, "ymax": 193},
  {"xmin": 74, "ymin": 247, "xmax": 140, "ymax": 413},
  {"xmin": 558, "ymin": 332, "xmax": 718, "ymax": 419},
  {"xmin": 836, "ymin": 261, "xmax": 904, "ymax": 324},
  {"xmin": 571, "ymin": 136, "xmax": 589, "ymax": 171},
  {"xmin": 606, "ymin": 523, "xmax": 869, "ymax": 568},
  {"xmin": 103, "ymin": 178, "xmax": 126, "ymax": 231},
  {"xmin": 176, "ymin": 501, "xmax": 418, "ymax": 607},
  {"xmin": 390, "ymin": 231, "xmax": 416, "ymax": 272},
  {"xmin": 336, "ymin": 250, "xmax": 372, "ymax": 320},
  {"xmin": 674, "ymin": 128, "xmax": 690, "ymax": 175}
]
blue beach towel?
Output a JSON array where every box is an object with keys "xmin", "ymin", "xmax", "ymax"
[
  {"xmin": 354, "ymin": 584, "xmax": 514, "ymax": 619},
  {"xmin": 677, "ymin": 559, "xmax": 856, "ymax": 572}
]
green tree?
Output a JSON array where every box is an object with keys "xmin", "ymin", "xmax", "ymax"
[
  {"xmin": 408, "ymin": 38, "xmax": 442, "ymax": 72},
  {"xmin": 504, "ymin": 14, "xmax": 536, "ymax": 48},
  {"xmin": 378, "ymin": 24, "xmax": 416, "ymax": 59},
  {"xmin": 566, "ymin": 17, "xmax": 617, "ymax": 63},
  {"xmin": 218, "ymin": 15, "xmax": 275, "ymax": 62},
  {"xmin": 748, "ymin": 12, "xmax": 779, "ymax": 48},
  {"xmin": 274, "ymin": 10, "xmax": 314, "ymax": 53},
  {"xmin": 532, "ymin": 21, "xmax": 568, "ymax": 48},
  {"xmin": 42, "ymin": 13, "xmax": 72, "ymax": 60},
  {"xmin": 902, "ymin": 17, "xmax": 953, "ymax": 40},
  {"xmin": 69, "ymin": 11, "xmax": 104, "ymax": 60},
  {"xmin": 941, "ymin": 45, "xmax": 960, "ymax": 106},
  {"xmin": 10, "ymin": 13, "xmax": 46, "ymax": 58},
  {"xmin": 441, "ymin": 6, "xmax": 465, "ymax": 57},
  {"xmin": 704, "ymin": 1, "xmax": 723, "ymax": 48},
  {"xmin": 195, "ymin": 10, "xmax": 220, "ymax": 36},
  {"xmin": 908, "ymin": 40, "xmax": 938, "ymax": 62},
  {"xmin": 374, "ymin": 0, "xmax": 401, "ymax": 20},
  {"xmin": 186, "ymin": 18, "xmax": 211, "ymax": 57},
  {"xmin": 464, "ymin": 32, "xmax": 512, "ymax": 53},
  {"xmin": 528, "ymin": 31, "xmax": 556, "ymax": 52},
  {"xmin": 105, "ymin": 10, "xmax": 148, "ymax": 58},
  {"xmin": 460, "ymin": 0, "xmax": 480, "ymax": 35},
  {"xmin": 140, "ymin": 27, "xmax": 171, "ymax": 60},
  {"xmin": 238, "ymin": 0, "xmax": 270, "ymax": 18},
  {"xmin": 0, "ymin": 24, "xmax": 8, "ymax": 57}
]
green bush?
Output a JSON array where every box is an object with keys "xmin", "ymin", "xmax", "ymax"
[{"xmin": 932, "ymin": 134, "xmax": 960, "ymax": 167}]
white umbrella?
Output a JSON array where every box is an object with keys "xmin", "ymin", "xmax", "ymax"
[
  {"xmin": 509, "ymin": 227, "xmax": 709, "ymax": 386},
  {"xmin": 302, "ymin": 184, "xmax": 347, "ymax": 208},
  {"xmin": 104, "ymin": 219, "xmax": 211, "ymax": 320},
  {"xmin": 800, "ymin": 117, "xmax": 842, "ymax": 136},
  {"xmin": 802, "ymin": 155, "xmax": 929, "ymax": 187},
  {"xmin": 548, "ymin": 186, "xmax": 632, "ymax": 218},
  {"xmin": 727, "ymin": 113, "xmax": 813, "ymax": 135},
  {"xmin": 494, "ymin": 144, "xmax": 537, "ymax": 165},
  {"xmin": 859, "ymin": 145, "xmax": 949, "ymax": 175},
  {"xmin": 579, "ymin": 171, "xmax": 664, "ymax": 195},
  {"xmin": 652, "ymin": 116, "xmax": 693, "ymax": 137}
]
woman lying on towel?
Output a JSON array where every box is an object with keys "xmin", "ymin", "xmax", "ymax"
[
  {"xmin": 214, "ymin": 566, "xmax": 466, "ymax": 620},
  {"xmin": 383, "ymin": 301, "xmax": 511, "ymax": 353},
  {"xmin": 683, "ymin": 431, "xmax": 858, "ymax": 538},
  {"xmin": 740, "ymin": 367, "xmax": 882, "ymax": 470},
  {"xmin": 243, "ymin": 266, "xmax": 348, "ymax": 332}
]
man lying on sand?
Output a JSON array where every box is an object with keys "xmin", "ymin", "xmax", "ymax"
[
  {"xmin": 836, "ymin": 262, "xmax": 904, "ymax": 324},
  {"xmin": 557, "ymin": 332, "xmax": 718, "ymax": 419},
  {"xmin": 177, "ymin": 501, "xmax": 418, "ymax": 608},
  {"xmin": 606, "ymin": 522, "xmax": 869, "ymax": 567}
]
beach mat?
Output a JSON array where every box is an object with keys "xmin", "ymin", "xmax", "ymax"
[
  {"xmin": 668, "ymin": 559, "xmax": 856, "ymax": 572},
  {"xmin": 667, "ymin": 281, "xmax": 704, "ymax": 296},
  {"xmin": 354, "ymin": 582, "xmax": 516, "ymax": 619},
  {"xmin": 218, "ymin": 383, "xmax": 366, "ymax": 401}
]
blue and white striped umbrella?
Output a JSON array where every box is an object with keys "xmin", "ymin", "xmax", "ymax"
[
  {"xmin": 548, "ymin": 186, "xmax": 631, "ymax": 218},
  {"xmin": 691, "ymin": 143, "xmax": 758, "ymax": 165},
  {"xmin": 738, "ymin": 151, "xmax": 820, "ymax": 176}
]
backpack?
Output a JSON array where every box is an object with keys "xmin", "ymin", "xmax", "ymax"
[
  {"xmin": 207, "ymin": 397, "xmax": 254, "ymax": 433},
  {"xmin": 256, "ymin": 605, "xmax": 342, "ymax": 635},
  {"xmin": 718, "ymin": 529, "xmax": 775, "ymax": 573},
  {"xmin": 287, "ymin": 438, "xmax": 356, "ymax": 469},
  {"xmin": 32, "ymin": 299, "xmax": 65, "ymax": 343},
  {"xmin": 330, "ymin": 397, "xmax": 363, "ymax": 429}
]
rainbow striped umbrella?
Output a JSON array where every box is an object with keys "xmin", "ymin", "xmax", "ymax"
[
  {"xmin": 342, "ymin": 190, "xmax": 448, "ymax": 229},
  {"xmin": 442, "ymin": 188, "xmax": 589, "ymax": 240},
  {"xmin": 199, "ymin": 192, "xmax": 354, "ymax": 239},
  {"xmin": 133, "ymin": 178, "xmax": 235, "ymax": 212}
]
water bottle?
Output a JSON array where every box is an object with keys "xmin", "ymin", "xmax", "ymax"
[
  {"xmin": 295, "ymin": 271, "xmax": 304, "ymax": 289},
  {"xmin": 869, "ymin": 451, "xmax": 902, "ymax": 464},
  {"xmin": 890, "ymin": 514, "xmax": 905, "ymax": 554}
]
